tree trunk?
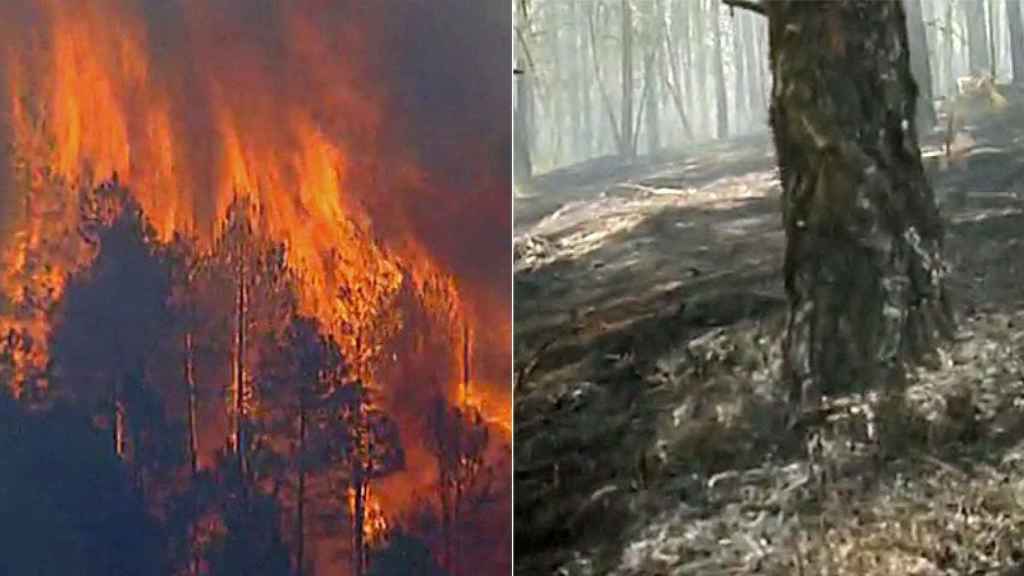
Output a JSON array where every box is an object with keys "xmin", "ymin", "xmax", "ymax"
[
  {"xmin": 568, "ymin": 0, "xmax": 582, "ymax": 163},
  {"xmin": 711, "ymin": 0, "xmax": 729, "ymax": 138},
  {"xmin": 113, "ymin": 380, "xmax": 125, "ymax": 458},
  {"xmin": 1009, "ymin": 0, "xmax": 1024, "ymax": 82},
  {"xmin": 946, "ymin": 0, "xmax": 956, "ymax": 94},
  {"xmin": 296, "ymin": 388, "xmax": 306, "ymax": 576},
  {"xmin": 645, "ymin": 47, "xmax": 660, "ymax": 154},
  {"xmin": 965, "ymin": 0, "xmax": 992, "ymax": 74},
  {"xmin": 516, "ymin": 3, "xmax": 532, "ymax": 182},
  {"xmin": 989, "ymin": 0, "xmax": 999, "ymax": 77},
  {"xmin": 233, "ymin": 243, "xmax": 247, "ymax": 483},
  {"xmin": 580, "ymin": 0, "xmax": 594, "ymax": 158},
  {"xmin": 589, "ymin": 5, "xmax": 624, "ymax": 154},
  {"xmin": 185, "ymin": 330, "xmax": 198, "ymax": 475},
  {"xmin": 694, "ymin": 0, "xmax": 707, "ymax": 137},
  {"xmin": 621, "ymin": 0, "xmax": 635, "ymax": 158},
  {"xmin": 731, "ymin": 10, "xmax": 747, "ymax": 132},
  {"xmin": 764, "ymin": 0, "xmax": 954, "ymax": 408},
  {"xmin": 906, "ymin": 0, "xmax": 937, "ymax": 131}
]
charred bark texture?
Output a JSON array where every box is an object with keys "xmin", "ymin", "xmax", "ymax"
[{"xmin": 764, "ymin": 0, "xmax": 954, "ymax": 408}]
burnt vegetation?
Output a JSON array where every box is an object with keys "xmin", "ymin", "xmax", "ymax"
[
  {"xmin": 0, "ymin": 183, "xmax": 501, "ymax": 576},
  {"xmin": 516, "ymin": 0, "xmax": 1024, "ymax": 574}
]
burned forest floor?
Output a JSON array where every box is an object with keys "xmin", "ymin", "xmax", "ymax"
[{"xmin": 514, "ymin": 114, "xmax": 1024, "ymax": 575}]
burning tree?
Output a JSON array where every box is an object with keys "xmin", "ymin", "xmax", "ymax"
[
  {"xmin": 50, "ymin": 182, "xmax": 178, "ymax": 469},
  {"xmin": 425, "ymin": 397, "xmax": 490, "ymax": 576}
]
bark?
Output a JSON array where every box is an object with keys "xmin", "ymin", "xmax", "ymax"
[
  {"xmin": 764, "ymin": 0, "xmax": 954, "ymax": 408},
  {"xmin": 621, "ymin": 0, "xmax": 635, "ymax": 158},
  {"xmin": 1009, "ymin": 0, "xmax": 1024, "ymax": 82},
  {"xmin": 964, "ymin": 0, "xmax": 992, "ymax": 74},
  {"xmin": 712, "ymin": 0, "xmax": 729, "ymax": 138},
  {"xmin": 906, "ymin": 0, "xmax": 937, "ymax": 130}
]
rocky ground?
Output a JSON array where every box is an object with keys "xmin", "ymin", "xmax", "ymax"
[{"xmin": 514, "ymin": 111, "xmax": 1024, "ymax": 575}]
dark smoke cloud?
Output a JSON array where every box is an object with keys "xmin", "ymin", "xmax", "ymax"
[{"xmin": 363, "ymin": 0, "xmax": 513, "ymax": 309}]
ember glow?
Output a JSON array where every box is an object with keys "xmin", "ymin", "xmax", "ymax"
[{"xmin": 0, "ymin": 1, "xmax": 510, "ymax": 575}]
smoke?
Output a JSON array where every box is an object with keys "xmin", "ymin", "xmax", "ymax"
[{"xmin": 0, "ymin": 0, "xmax": 510, "ymax": 397}]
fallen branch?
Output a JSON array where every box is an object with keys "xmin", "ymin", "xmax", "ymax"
[{"xmin": 723, "ymin": 0, "xmax": 766, "ymax": 16}]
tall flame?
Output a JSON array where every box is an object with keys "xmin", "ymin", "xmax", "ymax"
[{"xmin": 0, "ymin": 1, "xmax": 510, "ymax": 572}]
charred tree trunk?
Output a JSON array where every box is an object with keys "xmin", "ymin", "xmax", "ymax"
[
  {"xmin": 662, "ymin": 0, "xmax": 694, "ymax": 139},
  {"xmin": 989, "ymin": 0, "xmax": 999, "ymax": 77},
  {"xmin": 514, "ymin": 71, "xmax": 532, "ymax": 184},
  {"xmin": 514, "ymin": 2, "xmax": 532, "ymax": 184},
  {"xmin": 296, "ymin": 386, "xmax": 307, "ymax": 576},
  {"xmin": 762, "ymin": 0, "xmax": 954, "ymax": 409},
  {"xmin": 694, "ymin": 0, "xmax": 708, "ymax": 137},
  {"xmin": 580, "ymin": 0, "xmax": 594, "ymax": 158},
  {"xmin": 1009, "ymin": 0, "xmax": 1024, "ymax": 82},
  {"xmin": 184, "ymin": 281, "xmax": 199, "ymax": 476},
  {"xmin": 645, "ymin": 47, "xmax": 661, "ymax": 155},
  {"xmin": 113, "ymin": 380, "xmax": 125, "ymax": 458},
  {"xmin": 712, "ymin": 0, "xmax": 729, "ymax": 138},
  {"xmin": 906, "ymin": 0, "xmax": 937, "ymax": 131},
  {"xmin": 965, "ymin": 0, "xmax": 992, "ymax": 74},
  {"xmin": 234, "ymin": 244, "xmax": 248, "ymax": 483},
  {"xmin": 621, "ymin": 0, "xmax": 635, "ymax": 158},
  {"xmin": 732, "ymin": 9, "xmax": 748, "ymax": 132}
]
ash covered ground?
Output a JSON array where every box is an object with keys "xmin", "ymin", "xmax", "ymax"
[{"xmin": 515, "ymin": 108, "xmax": 1024, "ymax": 575}]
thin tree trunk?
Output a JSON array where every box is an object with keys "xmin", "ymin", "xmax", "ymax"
[
  {"xmin": 989, "ymin": 0, "xmax": 999, "ymax": 77},
  {"xmin": 1009, "ymin": 0, "xmax": 1024, "ymax": 82},
  {"xmin": 580, "ymin": 0, "xmax": 594, "ymax": 158},
  {"xmin": 743, "ymin": 14, "xmax": 761, "ymax": 125},
  {"xmin": 185, "ymin": 330, "xmax": 198, "ymax": 474},
  {"xmin": 589, "ymin": 4, "xmax": 623, "ymax": 152},
  {"xmin": 712, "ymin": 0, "xmax": 729, "ymax": 138},
  {"xmin": 568, "ymin": 0, "xmax": 582, "ymax": 163},
  {"xmin": 732, "ymin": 9, "xmax": 747, "ymax": 132},
  {"xmin": 763, "ymin": 0, "xmax": 954, "ymax": 409},
  {"xmin": 645, "ymin": 48, "xmax": 660, "ymax": 155},
  {"xmin": 514, "ymin": 4, "xmax": 533, "ymax": 184},
  {"xmin": 965, "ymin": 0, "xmax": 992, "ymax": 74},
  {"xmin": 694, "ymin": 0, "xmax": 707, "ymax": 137},
  {"xmin": 296, "ymin": 387, "xmax": 306, "ymax": 576},
  {"xmin": 621, "ymin": 0, "xmax": 635, "ymax": 158},
  {"xmin": 906, "ymin": 0, "xmax": 937, "ymax": 130},
  {"xmin": 233, "ymin": 243, "xmax": 247, "ymax": 483},
  {"xmin": 113, "ymin": 380, "xmax": 124, "ymax": 458}
]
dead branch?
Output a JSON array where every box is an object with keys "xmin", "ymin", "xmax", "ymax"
[{"xmin": 723, "ymin": 0, "xmax": 766, "ymax": 17}]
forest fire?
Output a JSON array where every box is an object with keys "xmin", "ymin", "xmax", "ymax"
[{"xmin": 0, "ymin": 1, "xmax": 510, "ymax": 575}]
